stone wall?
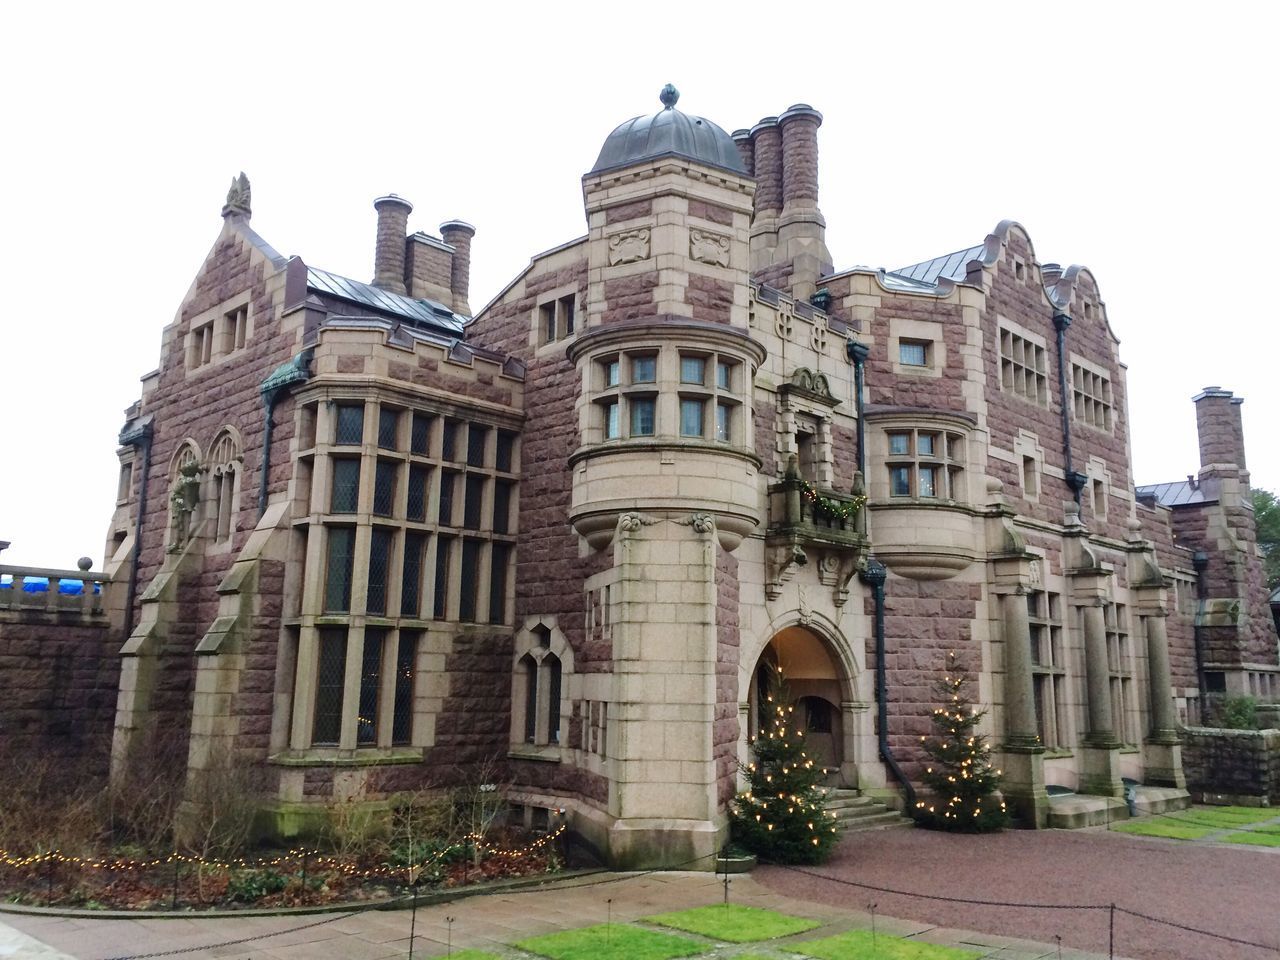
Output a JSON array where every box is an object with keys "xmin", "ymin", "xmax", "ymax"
[
  {"xmin": 0, "ymin": 614, "xmax": 119, "ymax": 773},
  {"xmin": 1182, "ymin": 726, "xmax": 1280, "ymax": 804}
]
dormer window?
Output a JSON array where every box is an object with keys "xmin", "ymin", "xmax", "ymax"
[{"xmin": 538, "ymin": 293, "xmax": 578, "ymax": 345}]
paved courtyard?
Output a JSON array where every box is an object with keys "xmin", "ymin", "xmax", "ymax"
[{"xmin": 3, "ymin": 821, "xmax": 1275, "ymax": 960}]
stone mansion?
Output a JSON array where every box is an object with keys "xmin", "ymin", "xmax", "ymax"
[{"xmin": 2, "ymin": 86, "xmax": 1276, "ymax": 866}]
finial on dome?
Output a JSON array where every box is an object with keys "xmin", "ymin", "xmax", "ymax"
[{"xmin": 659, "ymin": 83, "xmax": 679, "ymax": 109}]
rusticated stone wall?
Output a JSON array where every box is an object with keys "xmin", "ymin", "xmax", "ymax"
[
  {"xmin": 0, "ymin": 615, "xmax": 119, "ymax": 772},
  {"xmin": 714, "ymin": 546, "xmax": 741, "ymax": 807},
  {"xmin": 1183, "ymin": 726, "xmax": 1280, "ymax": 804}
]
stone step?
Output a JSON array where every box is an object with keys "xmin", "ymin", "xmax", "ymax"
[{"xmin": 823, "ymin": 789, "xmax": 913, "ymax": 832}]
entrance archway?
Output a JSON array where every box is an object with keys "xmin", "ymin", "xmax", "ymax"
[{"xmin": 749, "ymin": 625, "xmax": 848, "ymax": 777}]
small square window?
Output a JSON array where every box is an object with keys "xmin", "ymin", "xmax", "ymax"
[
  {"xmin": 890, "ymin": 466, "xmax": 911, "ymax": 497},
  {"xmin": 539, "ymin": 302, "xmax": 556, "ymax": 344},
  {"xmin": 918, "ymin": 433, "xmax": 936, "ymax": 456},
  {"xmin": 899, "ymin": 340, "xmax": 929, "ymax": 367},
  {"xmin": 680, "ymin": 398, "xmax": 705, "ymax": 437},
  {"xmin": 888, "ymin": 433, "xmax": 910, "ymax": 456},
  {"xmin": 716, "ymin": 360, "xmax": 733, "ymax": 390},
  {"xmin": 334, "ymin": 404, "xmax": 364, "ymax": 445},
  {"xmin": 630, "ymin": 397, "xmax": 655, "ymax": 436},
  {"xmin": 603, "ymin": 400, "xmax": 620, "ymax": 439},
  {"xmin": 631, "ymin": 355, "xmax": 656, "ymax": 384},
  {"xmin": 680, "ymin": 356, "xmax": 706, "ymax": 385},
  {"xmin": 604, "ymin": 359, "xmax": 620, "ymax": 387}
]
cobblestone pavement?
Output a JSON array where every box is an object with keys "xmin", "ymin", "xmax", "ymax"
[
  {"xmin": 755, "ymin": 824, "xmax": 1280, "ymax": 960},
  {"xmin": 1, "ymin": 868, "xmax": 1120, "ymax": 960}
]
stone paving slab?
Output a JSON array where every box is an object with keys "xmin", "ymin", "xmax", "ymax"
[{"xmin": 1, "ymin": 871, "xmax": 1122, "ymax": 960}]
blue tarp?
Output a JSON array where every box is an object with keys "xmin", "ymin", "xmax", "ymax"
[{"xmin": 0, "ymin": 575, "xmax": 100, "ymax": 595}]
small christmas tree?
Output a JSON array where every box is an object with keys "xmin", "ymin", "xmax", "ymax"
[
  {"xmin": 915, "ymin": 652, "xmax": 1008, "ymax": 832},
  {"xmin": 731, "ymin": 671, "xmax": 840, "ymax": 863}
]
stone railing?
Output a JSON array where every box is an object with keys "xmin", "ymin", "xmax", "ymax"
[
  {"xmin": 766, "ymin": 477, "xmax": 866, "ymax": 546},
  {"xmin": 0, "ymin": 563, "xmax": 111, "ymax": 619}
]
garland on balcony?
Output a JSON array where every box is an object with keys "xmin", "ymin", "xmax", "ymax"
[{"xmin": 798, "ymin": 479, "xmax": 867, "ymax": 521}]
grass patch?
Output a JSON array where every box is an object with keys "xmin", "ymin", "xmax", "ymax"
[
  {"xmin": 644, "ymin": 904, "xmax": 821, "ymax": 942},
  {"xmin": 1177, "ymin": 806, "xmax": 1280, "ymax": 827},
  {"xmin": 446, "ymin": 952, "xmax": 502, "ymax": 960},
  {"xmin": 1110, "ymin": 820, "xmax": 1217, "ymax": 840},
  {"xmin": 516, "ymin": 924, "xmax": 707, "ymax": 960},
  {"xmin": 1221, "ymin": 830, "xmax": 1280, "ymax": 847},
  {"xmin": 799, "ymin": 929, "xmax": 982, "ymax": 959}
]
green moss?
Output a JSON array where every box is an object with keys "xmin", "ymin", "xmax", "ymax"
[
  {"xmin": 516, "ymin": 924, "xmax": 707, "ymax": 960},
  {"xmin": 798, "ymin": 929, "xmax": 982, "ymax": 959},
  {"xmin": 643, "ymin": 904, "xmax": 820, "ymax": 942}
]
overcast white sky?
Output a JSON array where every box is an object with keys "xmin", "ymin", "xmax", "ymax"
[{"xmin": 1, "ymin": 2, "xmax": 1276, "ymax": 569}]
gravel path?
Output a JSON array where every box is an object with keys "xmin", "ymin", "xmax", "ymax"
[{"xmin": 755, "ymin": 825, "xmax": 1280, "ymax": 960}]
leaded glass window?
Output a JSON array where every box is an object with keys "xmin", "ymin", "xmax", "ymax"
[
  {"xmin": 492, "ymin": 481, "xmax": 512, "ymax": 534},
  {"xmin": 401, "ymin": 532, "xmax": 424, "ymax": 617},
  {"xmin": 467, "ymin": 425, "xmax": 488, "ymax": 468},
  {"xmin": 410, "ymin": 412, "xmax": 432, "ymax": 455},
  {"xmin": 313, "ymin": 628, "xmax": 347, "ymax": 744},
  {"xmin": 357, "ymin": 629, "xmax": 384, "ymax": 745},
  {"xmin": 325, "ymin": 527, "xmax": 355, "ymax": 612},
  {"xmin": 459, "ymin": 539, "xmax": 481, "ymax": 623},
  {"xmin": 406, "ymin": 464, "xmax": 428, "ymax": 522},
  {"xmin": 378, "ymin": 409, "xmax": 399, "ymax": 450},
  {"xmin": 392, "ymin": 631, "xmax": 417, "ymax": 745},
  {"xmin": 373, "ymin": 460, "xmax": 397, "ymax": 517},
  {"xmin": 464, "ymin": 474, "xmax": 485, "ymax": 530},
  {"xmin": 433, "ymin": 537, "xmax": 451, "ymax": 619},
  {"xmin": 331, "ymin": 459, "xmax": 360, "ymax": 513},
  {"xmin": 496, "ymin": 430, "xmax": 516, "ymax": 473},
  {"xmin": 335, "ymin": 404, "xmax": 364, "ymax": 445},
  {"xmin": 366, "ymin": 528, "xmax": 392, "ymax": 615},
  {"xmin": 489, "ymin": 542, "xmax": 509, "ymax": 624},
  {"xmin": 438, "ymin": 471, "xmax": 457, "ymax": 525}
]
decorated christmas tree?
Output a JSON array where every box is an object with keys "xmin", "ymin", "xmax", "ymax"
[
  {"xmin": 914, "ymin": 652, "xmax": 1008, "ymax": 832},
  {"xmin": 731, "ymin": 671, "xmax": 840, "ymax": 863}
]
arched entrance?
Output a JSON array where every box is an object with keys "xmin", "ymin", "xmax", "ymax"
[{"xmin": 748, "ymin": 626, "xmax": 849, "ymax": 779}]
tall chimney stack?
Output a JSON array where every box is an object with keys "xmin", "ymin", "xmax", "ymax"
[
  {"xmin": 372, "ymin": 194, "xmax": 413, "ymax": 294},
  {"xmin": 776, "ymin": 104, "xmax": 830, "ymax": 299},
  {"xmin": 1193, "ymin": 386, "xmax": 1248, "ymax": 473},
  {"xmin": 748, "ymin": 117, "xmax": 782, "ymax": 273},
  {"xmin": 730, "ymin": 129, "xmax": 755, "ymax": 176},
  {"xmin": 439, "ymin": 220, "xmax": 476, "ymax": 316}
]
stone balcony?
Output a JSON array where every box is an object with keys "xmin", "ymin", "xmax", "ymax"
[
  {"xmin": 764, "ymin": 475, "xmax": 869, "ymax": 606},
  {"xmin": 0, "ymin": 563, "xmax": 111, "ymax": 621}
]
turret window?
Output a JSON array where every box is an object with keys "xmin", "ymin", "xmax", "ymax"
[
  {"xmin": 885, "ymin": 428, "xmax": 966, "ymax": 500},
  {"xmin": 680, "ymin": 398, "xmax": 705, "ymax": 437},
  {"xmin": 630, "ymin": 397, "xmax": 656, "ymax": 436}
]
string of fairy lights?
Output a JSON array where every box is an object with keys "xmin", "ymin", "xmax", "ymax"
[
  {"xmin": 0, "ymin": 824, "xmax": 566, "ymax": 880},
  {"xmin": 796, "ymin": 479, "xmax": 867, "ymax": 521}
]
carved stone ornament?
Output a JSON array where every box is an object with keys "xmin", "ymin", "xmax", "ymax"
[
  {"xmin": 617, "ymin": 512, "xmax": 656, "ymax": 534},
  {"xmin": 765, "ymin": 542, "xmax": 807, "ymax": 600},
  {"xmin": 689, "ymin": 228, "xmax": 731, "ymax": 267},
  {"xmin": 222, "ymin": 172, "xmax": 251, "ymax": 218},
  {"xmin": 686, "ymin": 513, "xmax": 716, "ymax": 534},
  {"xmin": 787, "ymin": 366, "xmax": 836, "ymax": 401},
  {"xmin": 810, "ymin": 315, "xmax": 829, "ymax": 353},
  {"xmin": 775, "ymin": 306, "xmax": 794, "ymax": 341},
  {"xmin": 608, "ymin": 228, "xmax": 650, "ymax": 265},
  {"xmin": 168, "ymin": 460, "xmax": 202, "ymax": 552},
  {"xmin": 1029, "ymin": 558, "xmax": 1042, "ymax": 587}
]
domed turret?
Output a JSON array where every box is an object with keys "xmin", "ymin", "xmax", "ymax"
[{"xmin": 590, "ymin": 84, "xmax": 746, "ymax": 175}]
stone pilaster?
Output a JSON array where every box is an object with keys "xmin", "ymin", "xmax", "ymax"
[
  {"xmin": 994, "ymin": 569, "xmax": 1048, "ymax": 827},
  {"xmin": 1142, "ymin": 606, "xmax": 1186, "ymax": 787}
]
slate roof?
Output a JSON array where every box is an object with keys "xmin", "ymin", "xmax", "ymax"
[
  {"xmin": 307, "ymin": 267, "xmax": 466, "ymax": 335},
  {"xmin": 1135, "ymin": 478, "xmax": 1221, "ymax": 507},
  {"xmin": 890, "ymin": 244, "xmax": 985, "ymax": 285}
]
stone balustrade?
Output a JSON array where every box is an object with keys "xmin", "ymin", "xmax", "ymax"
[
  {"xmin": 0, "ymin": 563, "xmax": 111, "ymax": 619},
  {"xmin": 766, "ymin": 477, "xmax": 865, "ymax": 547}
]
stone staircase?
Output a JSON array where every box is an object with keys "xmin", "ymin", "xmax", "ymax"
[{"xmin": 824, "ymin": 788, "xmax": 913, "ymax": 832}]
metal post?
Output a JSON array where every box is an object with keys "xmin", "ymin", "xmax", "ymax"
[
  {"xmin": 407, "ymin": 886, "xmax": 419, "ymax": 960},
  {"xmin": 171, "ymin": 855, "xmax": 179, "ymax": 910},
  {"xmin": 1109, "ymin": 902, "xmax": 1115, "ymax": 959}
]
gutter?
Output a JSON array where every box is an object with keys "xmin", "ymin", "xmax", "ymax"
[
  {"xmin": 117, "ymin": 417, "xmax": 154, "ymax": 640},
  {"xmin": 1191, "ymin": 549, "xmax": 1210, "ymax": 716},
  {"xmin": 1052, "ymin": 314, "xmax": 1088, "ymax": 505},
  {"xmin": 846, "ymin": 338, "xmax": 916, "ymax": 810}
]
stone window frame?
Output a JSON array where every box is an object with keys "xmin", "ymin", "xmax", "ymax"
[
  {"xmin": 283, "ymin": 391, "xmax": 520, "ymax": 760},
  {"xmin": 997, "ymin": 320, "xmax": 1049, "ymax": 407},
  {"xmin": 889, "ymin": 317, "xmax": 945, "ymax": 379},
  {"xmin": 116, "ymin": 454, "xmax": 134, "ymax": 506},
  {"xmin": 207, "ymin": 426, "xmax": 244, "ymax": 550},
  {"xmin": 1069, "ymin": 354, "xmax": 1114, "ymax": 433},
  {"xmin": 1105, "ymin": 601, "xmax": 1136, "ymax": 746},
  {"xmin": 882, "ymin": 426, "xmax": 967, "ymax": 502},
  {"xmin": 509, "ymin": 616, "xmax": 574, "ymax": 762},
  {"xmin": 1013, "ymin": 431, "xmax": 1045, "ymax": 504},
  {"xmin": 774, "ymin": 371, "xmax": 842, "ymax": 489},
  {"xmin": 533, "ymin": 284, "xmax": 580, "ymax": 353},
  {"xmin": 1085, "ymin": 457, "xmax": 1114, "ymax": 525},
  {"xmin": 675, "ymin": 348, "xmax": 742, "ymax": 443},
  {"xmin": 184, "ymin": 292, "xmax": 253, "ymax": 373},
  {"xmin": 1028, "ymin": 589, "xmax": 1072, "ymax": 753},
  {"xmin": 164, "ymin": 439, "xmax": 203, "ymax": 550}
]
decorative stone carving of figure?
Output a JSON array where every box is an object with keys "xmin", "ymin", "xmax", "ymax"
[{"xmin": 168, "ymin": 460, "xmax": 202, "ymax": 552}]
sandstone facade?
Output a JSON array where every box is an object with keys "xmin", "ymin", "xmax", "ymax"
[{"xmin": 3, "ymin": 88, "xmax": 1277, "ymax": 864}]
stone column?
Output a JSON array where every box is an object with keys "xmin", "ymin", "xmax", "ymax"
[
  {"xmin": 1143, "ymin": 609, "xmax": 1186, "ymax": 788},
  {"xmin": 748, "ymin": 118, "xmax": 781, "ymax": 272},
  {"xmin": 1000, "ymin": 588, "xmax": 1048, "ymax": 827},
  {"xmin": 439, "ymin": 220, "xmax": 476, "ymax": 316},
  {"xmin": 372, "ymin": 195, "xmax": 412, "ymax": 294},
  {"xmin": 1080, "ymin": 597, "xmax": 1122, "ymax": 796}
]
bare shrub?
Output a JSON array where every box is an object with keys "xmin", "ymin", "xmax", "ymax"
[
  {"xmin": 324, "ymin": 796, "xmax": 390, "ymax": 861},
  {"xmin": 107, "ymin": 725, "xmax": 187, "ymax": 852},
  {"xmin": 0, "ymin": 747, "xmax": 104, "ymax": 857}
]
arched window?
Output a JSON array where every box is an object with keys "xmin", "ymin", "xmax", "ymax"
[
  {"xmin": 510, "ymin": 618, "xmax": 572, "ymax": 752},
  {"xmin": 209, "ymin": 428, "xmax": 243, "ymax": 543},
  {"xmin": 167, "ymin": 441, "xmax": 203, "ymax": 550}
]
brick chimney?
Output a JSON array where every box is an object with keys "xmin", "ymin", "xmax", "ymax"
[
  {"xmin": 439, "ymin": 220, "xmax": 476, "ymax": 316},
  {"xmin": 730, "ymin": 128, "xmax": 755, "ymax": 176},
  {"xmin": 1194, "ymin": 386, "xmax": 1247, "ymax": 473},
  {"xmin": 775, "ymin": 104, "xmax": 831, "ymax": 299},
  {"xmin": 372, "ymin": 194, "xmax": 413, "ymax": 294}
]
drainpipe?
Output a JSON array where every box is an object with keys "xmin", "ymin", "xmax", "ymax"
[
  {"xmin": 1052, "ymin": 314, "xmax": 1088, "ymax": 505},
  {"xmin": 859, "ymin": 557, "xmax": 916, "ymax": 811},
  {"xmin": 846, "ymin": 339, "xmax": 869, "ymax": 475},
  {"xmin": 258, "ymin": 349, "xmax": 314, "ymax": 517},
  {"xmin": 118, "ymin": 418, "xmax": 154, "ymax": 640},
  {"xmin": 1191, "ymin": 549, "xmax": 1210, "ymax": 719}
]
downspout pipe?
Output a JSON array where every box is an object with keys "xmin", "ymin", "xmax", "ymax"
[
  {"xmin": 258, "ymin": 392, "xmax": 278, "ymax": 518},
  {"xmin": 118, "ymin": 418, "xmax": 154, "ymax": 640},
  {"xmin": 1052, "ymin": 313, "xmax": 1088, "ymax": 505},
  {"xmin": 860, "ymin": 558, "xmax": 916, "ymax": 811},
  {"xmin": 847, "ymin": 339, "xmax": 869, "ymax": 475},
  {"xmin": 257, "ymin": 348, "xmax": 314, "ymax": 518},
  {"xmin": 1191, "ymin": 549, "xmax": 1210, "ymax": 718}
]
